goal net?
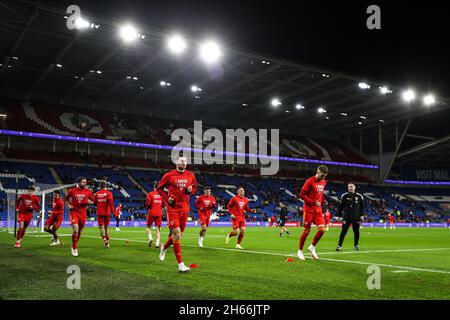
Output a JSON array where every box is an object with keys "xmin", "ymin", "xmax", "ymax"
[{"xmin": 6, "ymin": 181, "xmax": 77, "ymax": 235}]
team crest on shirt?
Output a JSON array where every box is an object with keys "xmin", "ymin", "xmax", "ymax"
[{"xmin": 316, "ymin": 185, "xmax": 324, "ymax": 193}]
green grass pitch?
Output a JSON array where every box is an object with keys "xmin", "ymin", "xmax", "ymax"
[{"xmin": 1, "ymin": 226, "xmax": 449, "ymax": 299}]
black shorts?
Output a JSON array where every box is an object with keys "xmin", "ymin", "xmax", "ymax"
[{"xmin": 280, "ymin": 219, "xmax": 287, "ymax": 227}]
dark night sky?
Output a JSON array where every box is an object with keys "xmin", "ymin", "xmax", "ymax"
[{"xmin": 49, "ymin": 0, "xmax": 449, "ymax": 96}]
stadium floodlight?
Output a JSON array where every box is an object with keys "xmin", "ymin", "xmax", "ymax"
[
  {"xmin": 56, "ymin": 63, "xmax": 62, "ymax": 68},
  {"xmin": 0, "ymin": 113, "xmax": 7, "ymax": 119},
  {"xmin": 191, "ymin": 85, "xmax": 202, "ymax": 92},
  {"xmin": 423, "ymin": 94, "xmax": 436, "ymax": 106},
  {"xmin": 132, "ymin": 76, "xmax": 138, "ymax": 80},
  {"xmin": 74, "ymin": 17, "xmax": 90, "ymax": 29},
  {"xmin": 358, "ymin": 121, "xmax": 362, "ymax": 125},
  {"xmin": 119, "ymin": 24, "xmax": 138, "ymax": 42},
  {"xmin": 358, "ymin": 82, "xmax": 370, "ymax": 89},
  {"xmin": 199, "ymin": 41, "xmax": 222, "ymax": 64},
  {"xmin": 12, "ymin": 56, "xmax": 18, "ymax": 60},
  {"xmin": 295, "ymin": 104, "xmax": 305, "ymax": 110},
  {"xmin": 325, "ymin": 116, "xmax": 330, "ymax": 120},
  {"xmin": 271, "ymin": 98, "xmax": 281, "ymax": 107},
  {"xmin": 285, "ymin": 110, "xmax": 291, "ymax": 113},
  {"xmin": 360, "ymin": 115, "xmax": 367, "ymax": 120},
  {"xmin": 160, "ymin": 81, "xmax": 166, "ymax": 86},
  {"xmin": 379, "ymin": 119, "xmax": 385, "ymax": 123},
  {"xmin": 167, "ymin": 35, "xmax": 187, "ymax": 54},
  {"xmin": 379, "ymin": 86, "xmax": 391, "ymax": 94},
  {"xmin": 96, "ymin": 70, "xmax": 102, "ymax": 74},
  {"xmin": 317, "ymin": 107, "xmax": 327, "ymax": 114},
  {"xmin": 402, "ymin": 89, "xmax": 416, "ymax": 102},
  {"xmin": 340, "ymin": 112, "xmax": 348, "ymax": 116},
  {"xmin": 242, "ymin": 103, "xmax": 248, "ymax": 107}
]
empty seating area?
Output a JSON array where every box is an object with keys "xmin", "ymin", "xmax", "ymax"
[{"xmin": 1, "ymin": 98, "xmax": 370, "ymax": 165}]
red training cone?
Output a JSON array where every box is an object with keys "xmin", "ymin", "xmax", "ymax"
[{"xmin": 189, "ymin": 264, "xmax": 199, "ymax": 269}]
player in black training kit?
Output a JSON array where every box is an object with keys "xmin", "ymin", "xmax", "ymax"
[{"xmin": 278, "ymin": 202, "xmax": 291, "ymax": 237}]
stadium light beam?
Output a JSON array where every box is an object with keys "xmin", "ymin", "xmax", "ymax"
[
  {"xmin": 423, "ymin": 94, "xmax": 436, "ymax": 106},
  {"xmin": 271, "ymin": 98, "xmax": 281, "ymax": 107},
  {"xmin": 167, "ymin": 35, "xmax": 187, "ymax": 54},
  {"xmin": 74, "ymin": 17, "xmax": 90, "ymax": 29},
  {"xmin": 119, "ymin": 24, "xmax": 138, "ymax": 42},
  {"xmin": 379, "ymin": 86, "xmax": 391, "ymax": 94},
  {"xmin": 358, "ymin": 82, "xmax": 370, "ymax": 89},
  {"xmin": 199, "ymin": 41, "xmax": 222, "ymax": 64},
  {"xmin": 402, "ymin": 89, "xmax": 416, "ymax": 102}
]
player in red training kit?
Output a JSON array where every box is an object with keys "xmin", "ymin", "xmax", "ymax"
[
  {"xmin": 324, "ymin": 209, "xmax": 332, "ymax": 231},
  {"xmin": 114, "ymin": 203, "xmax": 122, "ymax": 231},
  {"xmin": 225, "ymin": 186, "xmax": 256, "ymax": 250},
  {"xmin": 65, "ymin": 177, "xmax": 94, "ymax": 257},
  {"xmin": 389, "ymin": 213, "xmax": 396, "ymax": 229},
  {"xmin": 94, "ymin": 182, "xmax": 114, "ymax": 248},
  {"xmin": 298, "ymin": 165, "xmax": 329, "ymax": 260},
  {"xmin": 194, "ymin": 186, "xmax": 217, "ymax": 247},
  {"xmin": 15, "ymin": 185, "xmax": 41, "ymax": 248},
  {"xmin": 146, "ymin": 182, "xmax": 163, "ymax": 248},
  {"xmin": 157, "ymin": 156, "xmax": 197, "ymax": 273},
  {"xmin": 43, "ymin": 190, "xmax": 64, "ymax": 246}
]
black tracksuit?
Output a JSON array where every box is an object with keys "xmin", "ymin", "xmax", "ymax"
[{"xmin": 336, "ymin": 192, "xmax": 365, "ymax": 247}]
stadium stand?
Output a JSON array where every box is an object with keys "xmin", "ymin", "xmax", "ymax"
[
  {"xmin": 0, "ymin": 98, "xmax": 368, "ymax": 164},
  {"xmin": 0, "ymin": 159, "xmax": 447, "ymax": 224}
]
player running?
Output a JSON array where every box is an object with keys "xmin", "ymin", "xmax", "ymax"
[
  {"xmin": 146, "ymin": 182, "xmax": 163, "ymax": 248},
  {"xmin": 225, "ymin": 186, "xmax": 256, "ymax": 249},
  {"xmin": 93, "ymin": 182, "xmax": 114, "ymax": 248},
  {"xmin": 157, "ymin": 156, "xmax": 197, "ymax": 273},
  {"xmin": 43, "ymin": 190, "xmax": 64, "ymax": 246},
  {"xmin": 194, "ymin": 186, "xmax": 217, "ymax": 247},
  {"xmin": 389, "ymin": 213, "xmax": 396, "ymax": 229},
  {"xmin": 15, "ymin": 186, "xmax": 41, "ymax": 248},
  {"xmin": 278, "ymin": 202, "xmax": 291, "ymax": 237},
  {"xmin": 297, "ymin": 165, "xmax": 328, "ymax": 260},
  {"xmin": 114, "ymin": 203, "xmax": 122, "ymax": 231},
  {"xmin": 65, "ymin": 177, "xmax": 94, "ymax": 257}
]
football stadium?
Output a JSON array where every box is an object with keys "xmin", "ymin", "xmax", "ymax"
[{"xmin": 0, "ymin": 0, "xmax": 449, "ymax": 306}]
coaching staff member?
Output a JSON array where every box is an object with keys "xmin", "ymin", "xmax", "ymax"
[{"xmin": 336, "ymin": 182, "xmax": 365, "ymax": 251}]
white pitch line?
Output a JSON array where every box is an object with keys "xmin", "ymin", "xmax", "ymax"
[
  {"xmin": 318, "ymin": 247, "xmax": 450, "ymax": 255},
  {"xmin": 28, "ymin": 234, "xmax": 450, "ymax": 274}
]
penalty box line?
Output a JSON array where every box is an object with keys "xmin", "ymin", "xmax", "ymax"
[{"xmin": 30, "ymin": 233, "xmax": 450, "ymax": 275}]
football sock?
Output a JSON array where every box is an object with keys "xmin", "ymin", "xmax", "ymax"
[
  {"xmin": 173, "ymin": 240, "xmax": 183, "ymax": 263},
  {"xmin": 237, "ymin": 231, "xmax": 245, "ymax": 244},
  {"xmin": 299, "ymin": 229, "xmax": 310, "ymax": 250},
  {"xmin": 312, "ymin": 230, "xmax": 325, "ymax": 246},
  {"xmin": 163, "ymin": 235, "xmax": 173, "ymax": 250},
  {"xmin": 16, "ymin": 228, "xmax": 24, "ymax": 241},
  {"xmin": 72, "ymin": 232, "xmax": 79, "ymax": 249}
]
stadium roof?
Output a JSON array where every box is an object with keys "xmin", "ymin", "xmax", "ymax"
[{"xmin": 0, "ymin": 0, "xmax": 449, "ymax": 142}]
